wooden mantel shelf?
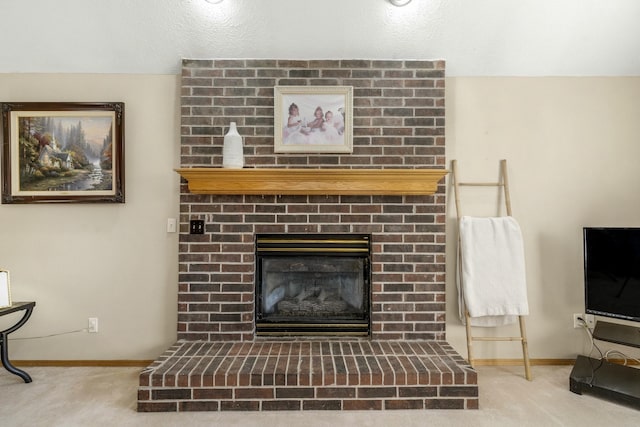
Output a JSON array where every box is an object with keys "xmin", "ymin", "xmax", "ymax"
[{"xmin": 175, "ymin": 168, "xmax": 448, "ymax": 196}]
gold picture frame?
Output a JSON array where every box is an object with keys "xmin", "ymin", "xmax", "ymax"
[{"xmin": 274, "ymin": 86, "xmax": 353, "ymax": 154}]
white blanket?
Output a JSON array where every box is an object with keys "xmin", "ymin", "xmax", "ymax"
[{"xmin": 458, "ymin": 216, "xmax": 529, "ymax": 327}]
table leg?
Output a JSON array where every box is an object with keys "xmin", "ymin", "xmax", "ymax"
[
  {"xmin": 0, "ymin": 332, "xmax": 32, "ymax": 382},
  {"xmin": 0, "ymin": 305, "xmax": 34, "ymax": 383}
]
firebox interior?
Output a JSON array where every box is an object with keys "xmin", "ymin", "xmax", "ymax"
[{"xmin": 255, "ymin": 234, "xmax": 371, "ymax": 336}]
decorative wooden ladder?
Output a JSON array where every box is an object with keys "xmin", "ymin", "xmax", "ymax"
[{"xmin": 451, "ymin": 159, "xmax": 532, "ymax": 380}]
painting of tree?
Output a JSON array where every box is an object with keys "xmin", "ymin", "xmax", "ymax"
[{"xmin": 1, "ymin": 102, "xmax": 124, "ymax": 203}]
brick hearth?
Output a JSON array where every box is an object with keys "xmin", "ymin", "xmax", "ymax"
[
  {"xmin": 137, "ymin": 58, "xmax": 479, "ymax": 411},
  {"xmin": 138, "ymin": 340, "xmax": 477, "ymax": 411}
]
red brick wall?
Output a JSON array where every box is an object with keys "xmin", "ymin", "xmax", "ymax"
[{"xmin": 179, "ymin": 59, "xmax": 446, "ymax": 341}]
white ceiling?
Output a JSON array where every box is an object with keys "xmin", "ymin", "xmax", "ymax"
[{"xmin": 1, "ymin": 0, "xmax": 638, "ymax": 76}]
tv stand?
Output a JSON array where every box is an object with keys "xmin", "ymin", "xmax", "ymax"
[
  {"xmin": 592, "ymin": 321, "xmax": 640, "ymax": 347},
  {"xmin": 570, "ymin": 321, "xmax": 640, "ymax": 409}
]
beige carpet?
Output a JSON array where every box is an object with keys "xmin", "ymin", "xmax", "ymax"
[{"xmin": 0, "ymin": 365, "xmax": 637, "ymax": 426}]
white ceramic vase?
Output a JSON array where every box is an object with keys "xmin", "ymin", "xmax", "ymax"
[{"xmin": 222, "ymin": 122, "xmax": 244, "ymax": 169}]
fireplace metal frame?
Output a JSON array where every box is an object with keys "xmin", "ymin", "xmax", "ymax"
[{"xmin": 255, "ymin": 234, "xmax": 371, "ymax": 337}]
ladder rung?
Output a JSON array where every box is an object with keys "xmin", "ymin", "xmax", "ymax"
[
  {"xmin": 472, "ymin": 336, "xmax": 524, "ymax": 342},
  {"xmin": 457, "ymin": 182, "xmax": 504, "ymax": 187}
]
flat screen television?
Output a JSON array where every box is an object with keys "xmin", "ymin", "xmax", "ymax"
[{"xmin": 584, "ymin": 227, "xmax": 640, "ymax": 323}]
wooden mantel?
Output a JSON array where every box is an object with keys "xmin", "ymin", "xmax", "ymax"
[{"xmin": 175, "ymin": 168, "xmax": 448, "ymax": 196}]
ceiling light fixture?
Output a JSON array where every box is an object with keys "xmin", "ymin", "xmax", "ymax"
[
  {"xmin": 388, "ymin": 0, "xmax": 412, "ymax": 6},
  {"xmin": 205, "ymin": 0, "xmax": 224, "ymax": 4}
]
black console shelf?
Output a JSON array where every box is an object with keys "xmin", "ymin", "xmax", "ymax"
[
  {"xmin": 570, "ymin": 321, "xmax": 640, "ymax": 409},
  {"xmin": 592, "ymin": 321, "xmax": 640, "ymax": 348}
]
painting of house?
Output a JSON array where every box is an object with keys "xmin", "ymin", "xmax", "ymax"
[{"xmin": 37, "ymin": 139, "xmax": 74, "ymax": 170}]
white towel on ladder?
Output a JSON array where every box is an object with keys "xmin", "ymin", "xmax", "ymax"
[{"xmin": 458, "ymin": 216, "xmax": 529, "ymax": 327}]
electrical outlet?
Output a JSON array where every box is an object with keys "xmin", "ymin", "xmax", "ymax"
[
  {"xmin": 88, "ymin": 317, "xmax": 99, "ymax": 333},
  {"xmin": 584, "ymin": 314, "xmax": 596, "ymax": 328},
  {"xmin": 573, "ymin": 313, "xmax": 584, "ymax": 329}
]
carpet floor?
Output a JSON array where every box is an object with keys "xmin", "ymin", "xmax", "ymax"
[{"xmin": 0, "ymin": 365, "xmax": 638, "ymax": 426}]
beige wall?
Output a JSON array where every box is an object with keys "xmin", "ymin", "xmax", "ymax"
[
  {"xmin": 446, "ymin": 77, "xmax": 640, "ymax": 360},
  {"xmin": 0, "ymin": 74, "xmax": 181, "ymax": 360},
  {"xmin": 2, "ymin": 74, "xmax": 639, "ymax": 361}
]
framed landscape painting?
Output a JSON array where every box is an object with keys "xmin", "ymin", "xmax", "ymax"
[
  {"xmin": 274, "ymin": 86, "xmax": 353, "ymax": 154},
  {"xmin": 1, "ymin": 102, "xmax": 125, "ymax": 204}
]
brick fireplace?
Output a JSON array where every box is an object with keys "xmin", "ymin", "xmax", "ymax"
[{"xmin": 137, "ymin": 59, "xmax": 478, "ymax": 411}]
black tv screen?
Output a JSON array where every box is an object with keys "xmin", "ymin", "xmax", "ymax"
[{"xmin": 584, "ymin": 227, "xmax": 640, "ymax": 323}]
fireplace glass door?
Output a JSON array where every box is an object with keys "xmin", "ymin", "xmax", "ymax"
[{"xmin": 255, "ymin": 234, "xmax": 371, "ymax": 336}]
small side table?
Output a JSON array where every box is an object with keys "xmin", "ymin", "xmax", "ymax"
[{"xmin": 0, "ymin": 301, "xmax": 36, "ymax": 383}]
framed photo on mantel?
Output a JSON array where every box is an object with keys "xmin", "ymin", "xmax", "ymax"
[
  {"xmin": 0, "ymin": 102, "xmax": 125, "ymax": 204},
  {"xmin": 274, "ymin": 86, "xmax": 353, "ymax": 154}
]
